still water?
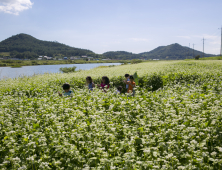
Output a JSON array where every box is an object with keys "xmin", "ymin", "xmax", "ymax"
[{"xmin": 0, "ymin": 63, "xmax": 121, "ymax": 79}]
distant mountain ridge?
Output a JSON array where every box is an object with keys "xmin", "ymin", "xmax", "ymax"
[
  {"xmin": 103, "ymin": 43, "xmax": 214, "ymax": 60},
  {"xmin": 0, "ymin": 33, "xmax": 215, "ymax": 60},
  {"xmin": 0, "ymin": 33, "xmax": 97, "ymax": 59},
  {"xmin": 139, "ymin": 43, "xmax": 214, "ymax": 60}
]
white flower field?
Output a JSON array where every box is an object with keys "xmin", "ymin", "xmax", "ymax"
[{"xmin": 0, "ymin": 61, "xmax": 222, "ymax": 169}]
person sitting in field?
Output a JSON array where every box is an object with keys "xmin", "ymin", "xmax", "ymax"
[
  {"xmin": 97, "ymin": 76, "xmax": 110, "ymax": 92},
  {"xmin": 86, "ymin": 76, "xmax": 95, "ymax": 91},
  {"xmin": 125, "ymin": 75, "xmax": 136, "ymax": 96},
  {"xmin": 116, "ymin": 86, "xmax": 122, "ymax": 94},
  {"xmin": 58, "ymin": 83, "xmax": 73, "ymax": 97}
]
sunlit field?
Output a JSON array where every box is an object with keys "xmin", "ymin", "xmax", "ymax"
[{"xmin": 0, "ymin": 61, "xmax": 222, "ymax": 169}]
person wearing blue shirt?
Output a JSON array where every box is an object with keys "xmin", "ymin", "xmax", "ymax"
[
  {"xmin": 58, "ymin": 83, "xmax": 73, "ymax": 97},
  {"xmin": 86, "ymin": 76, "xmax": 95, "ymax": 91},
  {"xmin": 123, "ymin": 74, "xmax": 130, "ymax": 91}
]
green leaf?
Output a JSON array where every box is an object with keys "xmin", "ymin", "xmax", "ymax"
[{"xmin": 33, "ymin": 123, "xmax": 40, "ymax": 129}]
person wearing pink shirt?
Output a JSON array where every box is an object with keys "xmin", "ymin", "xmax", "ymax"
[{"xmin": 97, "ymin": 76, "xmax": 110, "ymax": 92}]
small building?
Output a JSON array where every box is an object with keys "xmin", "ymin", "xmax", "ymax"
[
  {"xmin": 39, "ymin": 56, "xmax": 43, "ymax": 58},
  {"xmin": 47, "ymin": 57, "xmax": 53, "ymax": 60},
  {"xmin": 81, "ymin": 56, "xmax": 87, "ymax": 58},
  {"xmin": 0, "ymin": 58, "xmax": 3, "ymax": 60},
  {"xmin": 70, "ymin": 56, "xmax": 82, "ymax": 60},
  {"xmin": 64, "ymin": 57, "xmax": 68, "ymax": 60},
  {"xmin": 38, "ymin": 58, "xmax": 42, "ymax": 60},
  {"xmin": 43, "ymin": 56, "xmax": 53, "ymax": 60}
]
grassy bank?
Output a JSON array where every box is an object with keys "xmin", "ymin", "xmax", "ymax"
[
  {"xmin": 199, "ymin": 56, "xmax": 222, "ymax": 60},
  {"xmin": 0, "ymin": 59, "xmax": 129, "ymax": 67},
  {"xmin": 185, "ymin": 56, "xmax": 222, "ymax": 61},
  {"xmin": 0, "ymin": 61, "xmax": 222, "ymax": 169}
]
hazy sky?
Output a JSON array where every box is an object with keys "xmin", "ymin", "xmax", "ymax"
[{"xmin": 0, "ymin": 0, "xmax": 221, "ymax": 54}]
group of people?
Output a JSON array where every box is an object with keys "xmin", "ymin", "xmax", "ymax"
[{"xmin": 58, "ymin": 74, "xmax": 136, "ymax": 96}]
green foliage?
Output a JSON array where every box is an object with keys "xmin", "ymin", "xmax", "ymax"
[
  {"xmin": 10, "ymin": 64, "xmax": 22, "ymax": 68},
  {"xmin": 199, "ymin": 56, "xmax": 222, "ymax": 60},
  {"xmin": 195, "ymin": 55, "xmax": 200, "ymax": 60},
  {"xmin": 0, "ymin": 63, "xmax": 7, "ymax": 66},
  {"xmin": 133, "ymin": 72, "xmax": 139, "ymax": 85},
  {"xmin": 131, "ymin": 59, "xmax": 143, "ymax": 64},
  {"xmin": 59, "ymin": 66, "xmax": 77, "ymax": 73},
  {"xmin": 0, "ymin": 61, "xmax": 222, "ymax": 169}
]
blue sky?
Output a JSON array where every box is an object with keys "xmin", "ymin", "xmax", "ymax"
[{"xmin": 0, "ymin": 0, "xmax": 221, "ymax": 54}]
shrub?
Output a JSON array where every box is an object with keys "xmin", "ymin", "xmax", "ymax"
[
  {"xmin": 0, "ymin": 63, "xmax": 7, "ymax": 66},
  {"xmin": 59, "ymin": 66, "xmax": 77, "ymax": 73},
  {"xmin": 195, "ymin": 55, "xmax": 200, "ymax": 60},
  {"xmin": 11, "ymin": 64, "xmax": 22, "ymax": 68},
  {"xmin": 131, "ymin": 59, "xmax": 143, "ymax": 64}
]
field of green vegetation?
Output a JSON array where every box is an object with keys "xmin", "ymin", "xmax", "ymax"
[
  {"xmin": 0, "ymin": 59, "xmax": 128, "ymax": 67},
  {"xmin": 0, "ymin": 52, "xmax": 10, "ymax": 56},
  {"xmin": 0, "ymin": 61, "xmax": 222, "ymax": 169},
  {"xmin": 199, "ymin": 56, "xmax": 222, "ymax": 60},
  {"xmin": 185, "ymin": 56, "xmax": 222, "ymax": 61}
]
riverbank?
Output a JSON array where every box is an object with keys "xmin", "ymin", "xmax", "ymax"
[{"xmin": 0, "ymin": 59, "xmax": 129, "ymax": 67}]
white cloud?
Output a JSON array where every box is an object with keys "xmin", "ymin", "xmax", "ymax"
[{"xmin": 0, "ymin": 0, "xmax": 33, "ymax": 15}]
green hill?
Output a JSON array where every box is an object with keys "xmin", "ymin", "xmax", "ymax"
[
  {"xmin": 103, "ymin": 43, "xmax": 215, "ymax": 60},
  {"xmin": 139, "ymin": 43, "xmax": 214, "ymax": 60},
  {"xmin": 0, "ymin": 33, "xmax": 97, "ymax": 59},
  {"xmin": 102, "ymin": 51, "xmax": 141, "ymax": 60}
]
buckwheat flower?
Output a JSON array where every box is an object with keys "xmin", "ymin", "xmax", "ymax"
[
  {"xmin": 196, "ymin": 158, "xmax": 202, "ymax": 162},
  {"xmin": 9, "ymin": 149, "xmax": 14, "ymax": 153},
  {"xmin": 143, "ymin": 148, "xmax": 150, "ymax": 153},
  {"xmin": 3, "ymin": 161, "xmax": 10, "ymax": 164},
  {"xmin": 178, "ymin": 166, "xmax": 186, "ymax": 170},
  {"xmin": 161, "ymin": 165, "xmax": 167, "ymax": 169},
  {"xmin": 12, "ymin": 157, "xmax": 21, "ymax": 162},
  {"xmin": 153, "ymin": 151, "xmax": 158, "ymax": 157},
  {"xmin": 166, "ymin": 153, "xmax": 173, "ymax": 159},
  {"xmin": 211, "ymin": 152, "xmax": 217, "ymax": 157},
  {"xmin": 199, "ymin": 132, "xmax": 204, "ymax": 136},
  {"xmin": 153, "ymin": 165, "xmax": 159, "ymax": 169},
  {"xmin": 217, "ymin": 147, "xmax": 222, "ymax": 152},
  {"xmin": 190, "ymin": 140, "xmax": 197, "ymax": 145},
  {"xmin": 18, "ymin": 165, "xmax": 27, "ymax": 170}
]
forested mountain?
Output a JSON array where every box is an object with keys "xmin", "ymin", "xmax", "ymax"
[
  {"xmin": 0, "ymin": 33, "xmax": 98, "ymax": 59},
  {"xmin": 103, "ymin": 43, "xmax": 214, "ymax": 60},
  {"xmin": 102, "ymin": 51, "xmax": 141, "ymax": 60},
  {"xmin": 139, "ymin": 43, "xmax": 214, "ymax": 60}
]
